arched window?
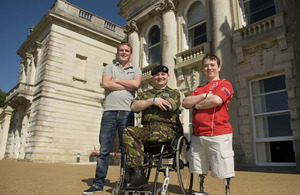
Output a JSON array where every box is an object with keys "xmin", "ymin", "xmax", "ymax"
[
  {"xmin": 187, "ymin": 1, "xmax": 207, "ymax": 47},
  {"xmin": 148, "ymin": 25, "xmax": 161, "ymax": 65}
]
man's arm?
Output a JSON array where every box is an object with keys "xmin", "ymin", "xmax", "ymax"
[
  {"xmin": 131, "ymin": 97, "xmax": 172, "ymax": 112},
  {"xmin": 195, "ymin": 94, "xmax": 223, "ymax": 109},
  {"xmin": 102, "ymin": 75, "xmax": 126, "ymax": 91},
  {"xmin": 102, "ymin": 75, "xmax": 141, "ymax": 91},
  {"xmin": 113, "ymin": 76, "xmax": 141, "ymax": 91},
  {"xmin": 196, "ymin": 81, "xmax": 233, "ymax": 109},
  {"xmin": 131, "ymin": 98, "xmax": 153, "ymax": 113},
  {"xmin": 182, "ymin": 93, "xmax": 207, "ymax": 109}
]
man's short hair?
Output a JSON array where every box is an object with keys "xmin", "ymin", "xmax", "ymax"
[
  {"xmin": 118, "ymin": 42, "xmax": 133, "ymax": 53},
  {"xmin": 202, "ymin": 54, "xmax": 221, "ymax": 66}
]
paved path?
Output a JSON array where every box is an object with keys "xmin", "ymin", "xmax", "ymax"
[{"xmin": 0, "ymin": 160, "xmax": 299, "ymax": 195}]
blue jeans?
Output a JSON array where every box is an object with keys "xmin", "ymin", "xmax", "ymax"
[{"xmin": 93, "ymin": 111, "xmax": 134, "ymax": 188}]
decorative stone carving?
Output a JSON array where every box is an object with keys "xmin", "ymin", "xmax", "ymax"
[
  {"xmin": 277, "ymin": 33, "xmax": 287, "ymax": 51},
  {"xmin": 28, "ymin": 24, "xmax": 34, "ymax": 36},
  {"xmin": 235, "ymin": 47, "xmax": 245, "ymax": 63},
  {"xmin": 191, "ymin": 68, "xmax": 197, "ymax": 90},
  {"xmin": 155, "ymin": 0, "xmax": 177, "ymax": 13},
  {"xmin": 245, "ymin": 40, "xmax": 277, "ymax": 55},
  {"xmin": 176, "ymin": 68, "xmax": 184, "ymax": 82},
  {"xmin": 124, "ymin": 20, "xmax": 140, "ymax": 34},
  {"xmin": 246, "ymin": 40, "xmax": 277, "ymax": 75},
  {"xmin": 25, "ymin": 53, "xmax": 33, "ymax": 67}
]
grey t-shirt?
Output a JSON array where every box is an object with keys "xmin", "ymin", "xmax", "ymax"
[{"xmin": 103, "ymin": 63, "xmax": 142, "ymax": 111}]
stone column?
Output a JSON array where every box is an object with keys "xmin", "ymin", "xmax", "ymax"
[
  {"xmin": 125, "ymin": 21, "xmax": 140, "ymax": 68},
  {"xmin": 209, "ymin": 0, "xmax": 234, "ymax": 82},
  {"xmin": 156, "ymin": 0, "xmax": 177, "ymax": 88},
  {"xmin": 0, "ymin": 106, "xmax": 13, "ymax": 159}
]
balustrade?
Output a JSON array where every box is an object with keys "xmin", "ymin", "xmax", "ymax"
[
  {"xmin": 79, "ymin": 10, "xmax": 92, "ymax": 22},
  {"xmin": 175, "ymin": 44, "xmax": 205, "ymax": 64},
  {"xmin": 233, "ymin": 13, "xmax": 284, "ymax": 43},
  {"xmin": 142, "ymin": 64, "xmax": 158, "ymax": 77},
  {"xmin": 104, "ymin": 21, "xmax": 116, "ymax": 32}
]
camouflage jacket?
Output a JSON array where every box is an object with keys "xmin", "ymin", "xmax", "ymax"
[{"xmin": 133, "ymin": 86, "xmax": 182, "ymax": 127}]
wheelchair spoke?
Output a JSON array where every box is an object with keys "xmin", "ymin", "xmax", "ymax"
[{"xmin": 176, "ymin": 136, "xmax": 193, "ymax": 195}]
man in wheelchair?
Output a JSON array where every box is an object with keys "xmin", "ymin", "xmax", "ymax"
[{"xmin": 122, "ymin": 64, "xmax": 182, "ymax": 191}]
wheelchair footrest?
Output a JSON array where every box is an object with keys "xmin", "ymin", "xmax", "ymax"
[{"xmin": 124, "ymin": 190, "xmax": 152, "ymax": 195}]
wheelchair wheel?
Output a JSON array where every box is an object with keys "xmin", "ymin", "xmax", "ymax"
[
  {"xmin": 112, "ymin": 185, "xmax": 120, "ymax": 195},
  {"xmin": 156, "ymin": 187, "xmax": 170, "ymax": 195},
  {"xmin": 112, "ymin": 179, "xmax": 123, "ymax": 195},
  {"xmin": 176, "ymin": 136, "xmax": 193, "ymax": 195}
]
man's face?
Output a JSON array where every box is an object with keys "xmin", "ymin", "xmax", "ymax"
[
  {"xmin": 118, "ymin": 44, "xmax": 132, "ymax": 64},
  {"xmin": 203, "ymin": 59, "xmax": 221, "ymax": 81},
  {"xmin": 153, "ymin": 72, "xmax": 169, "ymax": 88}
]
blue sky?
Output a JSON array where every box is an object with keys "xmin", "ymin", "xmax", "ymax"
[{"xmin": 0, "ymin": 0, "xmax": 126, "ymax": 93}]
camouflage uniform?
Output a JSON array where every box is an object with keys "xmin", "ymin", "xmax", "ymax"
[{"xmin": 123, "ymin": 86, "xmax": 182, "ymax": 168}]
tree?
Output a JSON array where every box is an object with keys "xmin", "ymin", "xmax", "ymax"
[{"xmin": 0, "ymin": 89, "xmax": 6, "ymax": 107}]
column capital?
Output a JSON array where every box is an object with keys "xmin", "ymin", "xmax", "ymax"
[
  {"xmin": 155, "ymin": 0, "xmax": 177, "ymax": 13},
  {"xmin": 124, "ymin": 20, "xmax": 140, "ymax": 34}
]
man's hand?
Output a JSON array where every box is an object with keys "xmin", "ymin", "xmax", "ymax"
[{"xmin": 153, "ymin": 97, "xmax": 171, "ymax": 111}]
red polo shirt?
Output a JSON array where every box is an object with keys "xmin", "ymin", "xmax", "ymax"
[{"xmin": 190, "ymin": 79, "xmax": 233, "ymax": 136}]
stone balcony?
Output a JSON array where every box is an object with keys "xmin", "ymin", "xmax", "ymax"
[
  {"xmin": 5, "ymin": 83, "xmax": 34, "ymax": 108},
  {"xmin": 175, "ymin": 42, "xmax": 210, "ymax": 82},
  {"xmin": 175, "ymin": 43, "xmax": 209, "ymax": 68},
  {"xmin": 141, "ymin": 62, "xmax": 160, "ymax": 81},
  {"xmin": 140, "ymin": 43, "xmax": 210, "ymax": 93},
  {"xmin": 233, "ymin": 12, "xmax": 287, "ymax": 63}
]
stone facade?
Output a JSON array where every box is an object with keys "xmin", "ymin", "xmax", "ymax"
[
  {"xmin": 118, "ymin": 0, "xmax": 300, "ymax": 172},
  {"xmin": 1, "ymin": 0, "xmax": 126, "ymax": 163},
  {"xmin": 1, "ymin": 0, "xmax": 299, "ymax": 172}
]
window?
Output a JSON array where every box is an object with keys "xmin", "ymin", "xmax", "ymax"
[
  {"xmin": 187, "ymin": 2, "xmax": 207, "ymax": 47},
  {"xmin": 243, "ymin": 0, "xmax": 276, "ymax": 24},
  {"xmin": 250, "ymin": 75, "xmax": 295, "ymax": 165},
  {"xmin": 73, "ymin": 54, "xmax": 87, "ymax": 83},
  {"xmin": 148, "ymin": 25, "xmax": 161, "ymax": 65}
]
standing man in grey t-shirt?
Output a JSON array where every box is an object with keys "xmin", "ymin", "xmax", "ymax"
[{"xmin": 83, "ymin": 42, "xmax": 142, "ymax": 194}]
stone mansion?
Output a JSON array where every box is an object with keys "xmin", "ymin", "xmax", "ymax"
[{"xmin": 0, "ymin": 0, "xmax": 299, "ymax": 172}]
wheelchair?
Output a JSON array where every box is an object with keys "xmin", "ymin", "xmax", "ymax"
[{"xmin": 112, "ymin": 130, "xmax": 193, "ymax": 195}]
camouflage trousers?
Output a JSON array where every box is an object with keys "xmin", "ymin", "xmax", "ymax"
[{"xmin": 123, "ymin": 123, "xmax": 175, "ymax": 168}]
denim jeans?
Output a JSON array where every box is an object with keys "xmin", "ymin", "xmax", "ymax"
[{"xmin": 93, "ymin": 111, "xmax": 134, "ymax": 188}]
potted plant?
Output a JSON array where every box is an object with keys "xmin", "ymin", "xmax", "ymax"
[
  {"xmin": 89, "ymin": 152, "xmax": 98, "ymax": 162},
  {"xmin": 109, "ymin": 152, "xmax": 120, "ymax": 165},
  {"xmin": 89, "ymin": 146, "xmax": 99, "ymax": 162}
]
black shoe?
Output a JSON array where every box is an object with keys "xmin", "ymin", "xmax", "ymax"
[
  {"xmin": 82, "ymin": 185, "xmax": 103, "ymax": 194},
  {"xmin": 124, "ymin": 166, "xmax": 149, "ymax": 190}
]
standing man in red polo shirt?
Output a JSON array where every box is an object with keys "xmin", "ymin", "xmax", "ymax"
[{"xmin": 182, "ymin": 54, "xmax": 234, "ymax": 194}]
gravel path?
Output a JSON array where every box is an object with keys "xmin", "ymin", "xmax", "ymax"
[{"xmin": 0, "ymin": 160, "xmax": 299, "ymax": 195}]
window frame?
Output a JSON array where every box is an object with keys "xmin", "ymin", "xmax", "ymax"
[
  {"xmin": 242, "ymin": 0, "xmax": 276, "ymax": 25},
  {"xmin": 186, "ymin": 1, "xmax": 207, "ymax": 48},
  {"xmin": 249, "ymin": 73, "xmax": 295, "ymax": 166},
  {"xmin": 187, "ymin": 19, "xmax": 207, "ymax": 48},
  {"xmin": 147, "ymin": 25, "xmax": 161, "ymax": 65}
]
